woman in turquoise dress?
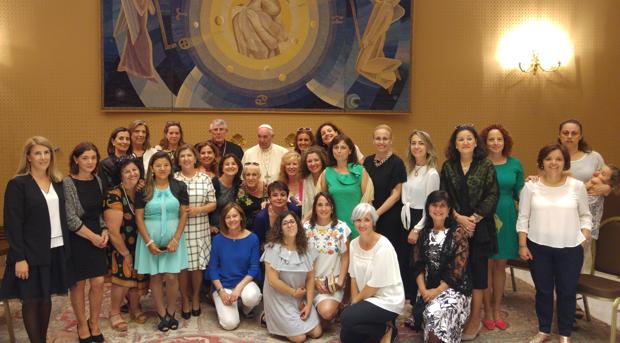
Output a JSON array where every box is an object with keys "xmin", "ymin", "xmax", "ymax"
[
  {"xmin": 480, "ymin": 125, "xmax": 524, "ymax": 331},
  {"xmin": 318, "ymin": 134, "xmax": 370, "ymax": 239},
  {"xmin": 135, "ymin": 151, "xmax": 189, "ymax": 332}
]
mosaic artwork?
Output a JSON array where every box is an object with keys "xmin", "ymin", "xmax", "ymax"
[{"xmin": 102, "ymin": 0, "xmax": 412, "ymax": 112}]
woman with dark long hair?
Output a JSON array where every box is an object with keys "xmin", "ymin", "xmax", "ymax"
[
  {"xmin": 261, "ymin": 211, "xmax": 322, "ymax": 342},
  {"xmin": 134, "ymin": 151, "xmax": 189, "ymax": 332},
  {"xmin": 99, "ymin": 127, "xmax": 131, "ymax": 188},
  {"xmin": 411, "ymin": 190, "xmax": 471, "ymax": 343},
  {"xmin": 440, "ymin": 124, "xmax": 498, "ymax": 341}
]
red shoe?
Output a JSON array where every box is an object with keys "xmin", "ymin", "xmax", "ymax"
[
  {"xmin": 482, "ymin": 319, "xmax": 496, "ymax": 330},
  {"xmin": 495, "ymin": 319, "xmax": 508, "ymax": 330}
]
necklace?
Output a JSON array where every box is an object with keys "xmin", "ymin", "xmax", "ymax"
[
  {"xmin": 413, "ymin": 165, "xmax": 425, "ymax": 177},
  {"xmin": 373, "ymin": 152, "xmax": 392, "ymax": 167},
  {"xmin": 121, "ymin": 185, "xmax": 135, "ymax": 216}
]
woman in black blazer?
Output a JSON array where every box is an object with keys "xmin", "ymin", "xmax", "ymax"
[{"xmin": 0, "ymin": 136, "xmax": 73, "ymax": 343}]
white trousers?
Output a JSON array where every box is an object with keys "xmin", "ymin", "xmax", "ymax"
[{"xmin": 213, "ymin": 281, "xmax": 262, "ymax": 330}]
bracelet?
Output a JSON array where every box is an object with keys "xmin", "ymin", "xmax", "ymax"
[
  {"xmin": 216, "ymin": 287, "xmax": 223, "ymax": 294},
  {"xmin": 172, "ymin": 237, "xmax": 178, "ymax": 244},
  {"xmin": 519, "ymin": 245, "xmax": 527, "ymax": 248},
  {"xmin": 145, "ymin": 240, "xmax": 154, "ymax": 247}
]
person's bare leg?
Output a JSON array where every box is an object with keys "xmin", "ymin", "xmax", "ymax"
[
  {"xmin": 150, "ymin": 274, "xmax": 166, "ymax": 316},
  {"xmin": 317, "ymin": 299, "xmax": 340, "ymax": 328},
  {"xmin": 179, "ymin": 269, "xmax": 191, "ymax": 314},
  {"xmin": 70, "ymin": 280, "xmax": 90, "ymax": 339},
  {"xmin": 191, "ymin": 270, "xmax": 203, "ymax": 311},
  {"xmin": 493, "ymin": 259, "xmax": 507, "ymax": 320},
  {"xmin": 88, "ymin": 276, "xmax": 105, "ymax": 335},
  {"xmin": 110, "ymin": 284, "xmax": 129, "ymax": 317},
  {"xmin": 463, "ymin": 289, "xmax": 484, "ymax": 334},
  {"xmin": 164, "ymin": 273, "xmax": 180, "ymax": 315},
  {"xmin": 307, "ymin": 323, "xmax": 323, "ymax": 338},
  {"xmin": 482, "ymin": 260, "xmax": 495, "ymax": 322}
]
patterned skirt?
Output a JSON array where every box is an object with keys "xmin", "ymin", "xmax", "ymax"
[{"xmin": 423, "ymin": 288, "xmax": 471, "ymax": 343}]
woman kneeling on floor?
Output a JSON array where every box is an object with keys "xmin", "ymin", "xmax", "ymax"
[
  {"xmin": 411, "ymin": 190, "xmax": 472, "ymax": 343},
  {"xmin": 340, "ymin": 203, "xmax": 405, "ymax": 343}
]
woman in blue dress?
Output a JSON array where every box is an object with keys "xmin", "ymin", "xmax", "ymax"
[{"xmin": 134, "ymin": 151, "xmax": 189, "ymax": 332}]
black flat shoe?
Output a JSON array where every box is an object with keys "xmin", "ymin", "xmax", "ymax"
[
  {"xmin": 87, "ymin": 319, "xmax": 104, "ymax": 343},
  {"xmin": 167, "ymin": 311, "xmax": 179, "ymax": 330},
  {"xmin": 78, "ymin": 336, "xmax": 92, "ymax": 343},
  {"xmin": 157, "ymin": 313, "xmax": 170, "ymax": 332},
  {"xmin": 191, "ymin": 307, "xmax": 201, "ymax": 317}
]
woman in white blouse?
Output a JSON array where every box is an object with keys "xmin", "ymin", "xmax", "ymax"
[
  {"xmin": 517, "ymin": 143, "xmax": 592, "ymax": 343},
  {"xmin": 304, "ymin": 192, "xmax": 350, "ymax": 326},
  {"xmin": 340, "ymin": 203, "xmax": 405, "ymax": 343},
  {"xmin": 400, "ymin": 130, "xmax": 440, "ymax": 314}
]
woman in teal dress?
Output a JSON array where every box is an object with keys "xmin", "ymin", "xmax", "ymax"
[
  {"xmin": 135, "ymin": 151, "xmax": 189, "ymax": 332},
  {"xmin": 480, "ymin": 125, "xmax": 524, "ymax": 331},
  {"xmin": 318, "ymin": 134, "xmax": 370, "ymax": 239}
]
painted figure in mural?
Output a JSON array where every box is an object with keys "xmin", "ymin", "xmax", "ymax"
[
  {"xmin": 354, "ymin": 0, "xmax": 405, "ymax": 92},
  {"xmin": 114, "ymin": 0, "xmax": 158, "ymax": 82},
  {"xmin": 232, "ymin": 0, "xmax": 288, "ymax": 59}
]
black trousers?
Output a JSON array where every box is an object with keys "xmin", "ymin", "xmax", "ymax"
[
  {"xmin": 340, "ymin": 300, "xmax": 398, "ymax": 343},
  {"xmin": 528, "ymin": 239, "xmax": 583, "ymax": 337}
]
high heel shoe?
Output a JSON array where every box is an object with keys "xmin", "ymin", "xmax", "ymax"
[
  {"xmin": 157, "ymin": 312, "xmax": 170, "ymax": 332},
  {"xmin": 87, "ymin": 319, "xmax": 104, "ymax": 343},
  {"xmin": 167, "ymin": 311, "xmax": 179, "ymax": 330},
  {"xmin": 77, "ymin": 322, "xmax": 91, "ymax": 343},
  {"xmin": 191, "ymin": 306, "xmax": 201, "ymax": 317}
]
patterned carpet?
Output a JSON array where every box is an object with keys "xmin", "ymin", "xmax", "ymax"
[{"xmin": 0, "ymin": 276, "xmax": 617, "ymax": 342}]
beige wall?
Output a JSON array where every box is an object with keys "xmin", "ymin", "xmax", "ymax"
[{"xmin": 1, "ymin": 0, "xmax": 620, "ymax": 222}]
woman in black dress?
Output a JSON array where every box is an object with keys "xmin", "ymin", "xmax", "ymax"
[
  {"xmin": 362, "ymin": 124, "xmax": 408, "ymax": 288},
  {"xmin": 0, "ymin": 136, "xmax": 73, "ymax": 343},
  {"xmin": 99, "ymin": 127, "xmax": 131, "ymax": 188},
  {"xmin": 63, "ymin": 142, "xmax": 109, "ymax": 342}
]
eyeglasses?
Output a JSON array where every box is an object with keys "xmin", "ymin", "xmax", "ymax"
[
  {"xmin": 166, "ymin": 121, "xmax": 181, "ymax": 126},
  {"xmin": 455, "ymin": 123, "xmax": 474, "ymax": 129},
  {"xmin": 282, "ymin": 220, "xmax": 297, "ymax": 226},
  {"xmin": 244, "ymin": 162, "xmax": 260, "ymax": 166},
  {"xmin": 297, "ymin": 127, "xmax": 312, "ymax": 133}
]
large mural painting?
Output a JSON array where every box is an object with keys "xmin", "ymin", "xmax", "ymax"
[{"xmin": 102, "ymin": 0, "xmax": 411, "ymax": 112}]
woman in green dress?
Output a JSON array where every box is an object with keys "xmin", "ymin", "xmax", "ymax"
[
  {"xmin": 318, "ymin": 134, "xmax": 370, "ymax": 239},
  {"xmin": 480, "ymin": 124, "xmax": 524, "ymax": 331}
]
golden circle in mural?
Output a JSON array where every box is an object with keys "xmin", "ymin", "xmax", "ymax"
[
  {"xmin": 226, "ymin": 65, "xmax": 234, "ymax": 73},
  {"xmin": 198, "ymin": 0, "xmax": 320, "ymax": 86}
]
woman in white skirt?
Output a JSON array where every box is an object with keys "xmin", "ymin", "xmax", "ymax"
[{"xmin": 303, "ymin": 192, "xmax": 350, "ymax": 326}]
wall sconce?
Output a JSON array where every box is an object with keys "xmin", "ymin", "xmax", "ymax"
[
  {"xmin": 497, "ymin": 19, "xmax": 572, "ymax": 75},
  {"xmin": 518, "ymin": 52, "xmax": 561, "ymax": 75}
]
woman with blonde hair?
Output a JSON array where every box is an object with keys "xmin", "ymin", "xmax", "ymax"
[
  {"xmin": 400, "ymin": 129, "xmax": 440, "ymax": 323},
  {"xmin": 128, "ymin": 119, "xmax": 156, "ymax": 175},
  {"xmin": 279, "ymin": 151, "xmax": 303, "ymax": 209},
  {"xmin": 0, "ymin": 136, "xmax": 72, "ymax": 343},
  {"xmin": 300, "ymin": 146, "xmax": 328, "ymax": 217}
]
